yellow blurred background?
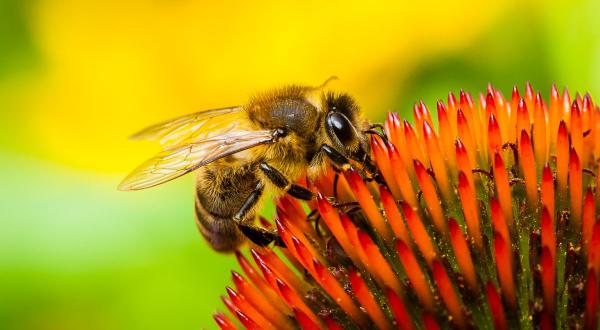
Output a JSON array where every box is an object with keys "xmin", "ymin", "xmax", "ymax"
[{"xmin": 1, "ymin": 0, "xmax": 599, "ymax": 329}]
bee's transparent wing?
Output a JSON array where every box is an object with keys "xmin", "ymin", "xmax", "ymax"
[
  {"xmin": 129, "ymin": 106, "xmax": 244, "ymax": 148},
  {"xmin": 119, "ymin": 130, "xmax": 274, "ymax": 190}
]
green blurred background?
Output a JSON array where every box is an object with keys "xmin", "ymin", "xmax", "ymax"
[{"xmin": 1, "ymin": 0, "xmax": 599, "ymax": 329}]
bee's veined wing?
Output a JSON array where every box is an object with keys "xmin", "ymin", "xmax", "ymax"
[
  {"xmin": 129, "ymin": 106, "xmax": 244, "ymax": 148},
  {"xmin": 118, "ymin": 129, "xmax": 275, "ymax": 191}
]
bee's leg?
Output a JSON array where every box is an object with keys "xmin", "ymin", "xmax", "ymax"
[
  {"xmin": 363, "ymin": 124, "xmax": 388, "ymax": 144},
  {"xmin": 233, "ymin": 181, "xmax": 285, "ymax": 247},
  {"xmin": 320, "ymin": 144, "xmax": 352, "ymax": 170},
  {"xmin": 258, "ymin": 162, "xmax": 314, "ymax": 200},
  {"xmin": 320, "ymin": 144, "xmax": 384, "ymax": 185},
  {"xmin": 237, "ymin": 223, "xmax": 285, "ymax": 247}
]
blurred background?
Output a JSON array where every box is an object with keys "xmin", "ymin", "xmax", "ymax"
[{"xmin": 1, "ymin": 0, "xmax": 599, "ymax": 329}]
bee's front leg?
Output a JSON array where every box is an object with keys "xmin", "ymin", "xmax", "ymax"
[
  {"xmin": 320, "ymin": 144, "xmax": 384, "ymax": 185},
  {"xmin": 320, "ymin": 144, "xmax": 352, "ymax": 170},
  {"xmin": 233, "ymin": 181, "xmax": 284, "ymax": 247},
  {"xmin": 258, "ymin": 162, "xmax": 314, "ymax": 200}
]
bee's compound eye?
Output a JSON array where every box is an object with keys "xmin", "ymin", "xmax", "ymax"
[{"xmin": 327, "ymin": 112, "xmax": 356, "ymax": 145}]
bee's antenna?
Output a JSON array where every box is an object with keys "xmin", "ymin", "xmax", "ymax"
[{"xmin": 313, "ymin": 76, "xmax": 339, "ymax": 91}]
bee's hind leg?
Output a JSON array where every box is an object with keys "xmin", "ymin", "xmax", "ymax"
[
  {"xmin": 237, "ymin": 222, "xmax": 285, "ymax": 247},
  {"xmin": 232, "ymin": 181, "xmax": 284, "ymax": 247},
  {"xmin": 258, "ymin": 162, "xmax": 314, "ymax": 200}
]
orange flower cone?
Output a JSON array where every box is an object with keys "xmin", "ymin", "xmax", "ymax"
[{"xmin": 214, "ymin": 84, "xmax": 600, "ymax": 329}]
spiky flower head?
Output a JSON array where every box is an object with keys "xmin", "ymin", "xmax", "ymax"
[{"xmin": 213, "ymin": 84, "xmax": 600, "ymax": 329}]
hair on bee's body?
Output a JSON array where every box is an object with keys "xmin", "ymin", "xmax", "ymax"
[{"xmin": 120, "ymin": 79, "xmax": 374, "ymax": 252}]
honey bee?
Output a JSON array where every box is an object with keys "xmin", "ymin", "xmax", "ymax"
[{"xmin": 119, "ymin": 78, "xmax": 377, "ymax": 252}]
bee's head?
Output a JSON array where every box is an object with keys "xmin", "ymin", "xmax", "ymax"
[{"xmin": 323, "ymin": 92, "xmax": 370, "ymax": 161}]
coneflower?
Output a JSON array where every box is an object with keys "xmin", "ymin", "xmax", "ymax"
[{"xmin": 213, "ymin": 84, "xmax": 600, "ymax": 329}]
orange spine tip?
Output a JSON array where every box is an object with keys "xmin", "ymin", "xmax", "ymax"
[
  {"xmin": 432, "ymin": 260, "xmax": 466, "ymax": 328},
  {"xmin": 235, "ymin": 310, "xmax": 261, "ymax": 330},
  {"xmin": 340, "ymin": 212, "xmax": 369, "ymax": 266},
  {"xmin": 213, "ymin": 312, "xmax": 240, "ymax": 330},
  {"xmin": 583, "ymin": 189, "xmax": 596, "ymax": 253},
  {"xmin": 448, "ymin": 219, "xmax": 477, "ymax": 290},
  {"xmin": 459, "ymin": 90, "xmax": 473, "ymax": 116},
  {"xmin": 252, "ymin": 250, "xmax": 279, "ymax": 288},
  {"xmin": 231, "ymin": 271, "xmax": 291, "ymax": 328},
  {"xmin": 540, "ymin": 247, "xmax": 555, "ymax": 314},
  {"xmin": 274, "ymin": 277, "xmax": 321, "ymax": 327},
  {"xmin": 423, "ymin": 120, "xmax": 451, "ymax": 200},
  {"xmin": 312, "ymin": 259, "xmax": 367, "ymax": 327},
  {"xmin": 519, "ymin": 130, "xmax": 538, "ymax": 208},
  {"xmin": 455, "ymin": 138, "xmax": 475, "ymax": 188},
  {"xmin": 488, "ymin": 112, "xmax": 502, "ymax": 154},
  {"xmin": 495, "ymin": 90, "xmax": 510, "ymax": 140},
  {"xmin": 316, "ymin": 194, "xmax": 358, "ymax": 263},
  {"xmin": 357, "ymin": 230, "xmax": 402, "ymax": 294},
  {"xmin": 414, "ymin": 101, "xmax": 433, "ymax": 138},
  {"xmin": 396, "ymin": 240, "xmax": 435, "ymax": 311},
  {"xmin": 222, "ymin": 296, "xmax": 261, "ymax": 330},
  {"xmin": 401, "ymin": 202, "xmax": 437, "ymax": 265},
  {"xmin": 549, "ymin": 84, "xmax": 561, "ymax": 150},
  {"xmin": 447, "ymin": 92, "xmax": 458, "ymax": 135},
  {"xmin": 448, "ymin": 91, "xmax": 458, "ymax": 111},
  {"xmin": 420, "ymin": 100, "xmax": 434, "ymax": 128},
  {"xmin": 571, "ymin": 101, "xmax": 583, "ymax": 167},
  {"xmin": 486, "ymin": 92, "xmax": 498, "ymax": 118},
  {"xmin": 556, "ymin": 120, "xmax": 569, "ymax": 196},
  {"xmin": 259, "ymin": 249, "xmax": 304, "ymax": 291},
  {"xmin": 251, "ymin": 248, "xmax": 301, "ymax": 292},
  {"xmin": 385, "ymin": 113, "xmax": 411, "ymax": 176},
  {"xmin": 226, "ymin": 287, "xmax": 274, "ymax": 328},
  {"xmin": 456, "ymin": 109, "xmax": 477, "ymax": 168},
  {"xmin": 388, "ymin": 143, "xmax": 418, "ymax": 206},
  {"xmin": 493, "ymin": 152, "xmax": 514, "ymax": 227},
  {"xmin": 278, "ymin": 196, "xmax": 312, "ymax": 233},
  {"xmin": 585, "ymin": 270, "xmax": 599, "ymax": 330},
  {"xmin": 235, "ymin": 251, "xmax": 288, "ymax": 314},
  {"xmin": 404, "ymin": 120, "xmax": 427, "ymax": 165},
  {"xmin": 380, "ymin": 185, "xmax": 411, "ymax": 244},
  {"xmin": 276, "ymin": 215, "xmax": 324, "ymax": 268},
  {"xmin": 437, "ymin": 101, "xmax": 457, "ymax": 171},
  {"xmin": 291, "ymin": 237, "xmax": 316, "ymax": 274},
  {"xmin": 371, "ymin": 135, "xmax": 402, "ymax": 198},
  {"xmin": 541, "ymin": 163, "xmax": 555, "ymax": 219},
  {"xmin": 569, "ymin": 148, "xmax": 582, "ymax": 226},
  {"xmin": 494, "ymin": 232, "xmax": 516, "ymax": 306},
  {"xmin": 582, "ymin": 94, "xmax": 594, "ymax": 165},
  {"xmin": 516, "ymin": 98, "xmax": 531, "ymax": 143},
  {"xmin": 386, "ymin": 288, "xmax": 415, "ymax": 330},
  {"xmin": 413, "ymin": 159, "xmax": 446, "ymax": 233},
  {"xmin": 562, "ymin": 88, "xmax": 572, "ymax": 126},
  {"xmin": 344, "ymin": 169, "xmax": 392, "ymax": 241},
  {"xmin": 486, "ymin": 282, "xmax": 508, "ymax": 330},
  {"xmin": 275, "ymin": 219, "xmax": 301, "ymax": 263},
  {"xmin": 458, "ymin": 171, "xmax": 482, "ymax": 249},
  {"xmin": 460, "ymin": 90, "xmax": 477, "ymax": 128},
  {"xmin": 384, "ymin": 112, "xmax": 401, "ymax": 147},
  {"xmin": 533, "ymin": 93, "xmax": 548, "ymax": 167},
  {"xmin": 509, "ymin": 86, "xmax": 521, "ymax": 142},
  {"xmin": 525, "ymin": 82, "xmax": 535, "ymax": 118},
  {"xmin": 349, "ymin": 269, "xmax": 393, "ymax": 330}
]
